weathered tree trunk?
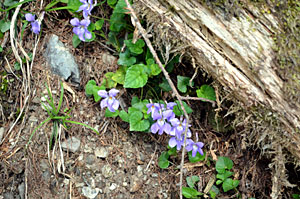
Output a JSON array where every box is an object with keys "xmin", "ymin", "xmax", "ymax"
[{"xmin": 137, "ymin": 0, "xmax": 300, "ymax": 160}]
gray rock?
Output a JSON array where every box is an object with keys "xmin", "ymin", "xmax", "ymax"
[
  {"xmin": 102, "ymin": 52, "xmax": 117, "ymax": 65},
  {"xmin": 81, "ymin": 186, "xmax": 99, "ymax": 199},
  {"xmin": 3, "ymin": 192, "xmax": 14, "ymax": 199},
  {"xmin": 18, "ymin": 182, "xmax": 25, "ymax": 199},
  {"xmin": 95, "ymin": 147, "xmax": 108, "ymax": 159},
  {"xmin": 44, "ymin": 35, "xmax": 80, "ymax": 84},
  {"xmin": 42, "ymin": 171, "xmax": 51, "ymax": 183},
  {"xmin": 61, "ymin": 137, "xmax": 81, "ymax": 153},
  {"xmin": 40, "ymin": 159, "xmax": 49, "ymax": 171},
  {"xmin": 102, "ymin": 164, "xmax": 113, "ymax": 179},
  {"xmin": 0, "ymin": 127, "xmax": 4, "ymax": 143},
  {"xmin": 85, "ymin": 154, "xmax": 96, "ymax": 165}
]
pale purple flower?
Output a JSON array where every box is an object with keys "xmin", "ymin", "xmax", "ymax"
[
  {"xmin": 98, "ymin": 88, "xmax": 120, "ymax": 112},
  {"xmin": 186, "ymin": 140, "xmax": 204, "ymax": 157},
  {"xmin": 77, "ymin": 0, "xmax": 96, "ymax": 18},
  {"xmin": 146, "ymin": 103, "xmax": 161, "ymax": 118},
  {"xmin": 167, "ymin": 102, "xmax": 177, "ymax": 110},
  {"xmin": 151, "ymin": 112, "xmax": 172, "ymax": 135},
  {"xmin": 70, "ymin": 18, "xmax": 92, "ymax": 41},
  {"xmin": 25, "ymin": 13, "xmax": 40, "ymax": 34},
  {"xmin": 169, "ymin": 116, "xmax": 191, "ymax": 137},
  {"xmin": 168, "ymin": 131, "xmax": 185, "ymax": 150}
]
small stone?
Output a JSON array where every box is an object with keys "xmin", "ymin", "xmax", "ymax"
[
  {"xmin": 102, "ymin": 165, "xmax": 113, "ymax": 178},
  {"xmin": 44, "ymin": 34, "xmax": 80, "ymax": 84},
  {"xmin": 102, "ymin": 52, "xmax": 117, "ymax": 65},
  {"xmin": 130, "ymin": 176, "xmax": 142, "ymax": 193},
  {"xmin": 18, "ymin": 183, "xmax": 25, "ymax": 199},
  {"xmin": 85, "ymin": 154, "xmax": 95, "ymax": 165},
  {"xmin": 83, "ymin": 145, "xmax": 93, "ymax": 153},
  {"xmin": 81, "ymin": 186, "xmax": 99, "ymax": 199},
  {"xmin": 75, "ymin": 182, "xmax": 85, "ymax": 187},
  {"xmin": 151, "ymin": 173, "xmax": 158, "ymax": 178},
  {"xmin": 109, "ymin": 183, "xmax": 117, "ymax": 191},
  {"xmin": 63, "ymin": 179, "xmax": 69, "ymax": 185},
  {"xmin": 122, "ymin": 182, "xmax": 128, "ymax": 187},
  {"xmin": 3, "ymin": 192, "xmax": 14, "ymax": 199},
  {"xmin": 95, "ymin": 147, "xmax": 108, "ymax": 159},
  {"xmin": 0, "ymin": 127, "xmax": 4, "ymax": 143},
  {"xmin": 61, "ymin": 137, "xmax": 80, "ymax": 153},
  {"xmin": 40, "ymin": 159, "xmax": 49, "ymax": 171}
]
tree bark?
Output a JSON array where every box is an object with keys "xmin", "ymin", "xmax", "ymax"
[{"xmin": 137, "ymin": 0, "xmax": 300, "ymax": 160}]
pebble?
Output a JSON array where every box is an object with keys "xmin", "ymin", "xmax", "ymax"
[
  {"xmin": 95, "ymin": 147, "xmax": 108, "ymax": 159},
  {"xmin": 61, "ymin": 137, "xmax": 81, "ymax": 153},
  {"xmin": 85, "ymin": 154, "xmax": 96, "ymax": 165},
  {"xmin": 109, "ymin": 183, "xmax": 117, "ymax": 191},
  {"xmin": 102, "ymin": 165, "xmax": 113, "ymax": 178},
  {"xmin": 18, "ymin": 183, "xmax": 25, "ymax": 199},
  {"xmin": 81, "ymin": 186, "xmax": 99, "ymax": 199},
  {"xmin": 0, "ymin": 127, "xmax": 4, "ymax": 143},
  {"xmin": 102, "ymin": 52, "xmax": 117, "ymax": 65},
  {"xmin": 44, "ymin": 34, "xmax": 80, "ymax": 84},
  {"xmin": 129, "ymin": 176, "xmax": 142, "ymax": 193}
]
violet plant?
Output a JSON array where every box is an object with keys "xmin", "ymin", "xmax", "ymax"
[{"xmin": 25, "ymin": 13, "xmax": 41, "ymax": 34}]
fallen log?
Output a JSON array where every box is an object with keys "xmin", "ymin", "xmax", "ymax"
[{"xmin": 135, "ymin": 0, "xmax": 300, "ymax": 161}]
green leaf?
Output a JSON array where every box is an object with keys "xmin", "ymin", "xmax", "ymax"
[
  {"xmin": 85, "ymin": 80, "xmax": 96, "ymax": 96},
  {"xmin": 216, "ymin": 180, "xmax": 223, "ymax": 185},
  {"xmin": 131, "ymin": 96, "xmax": 139, "ymax": 105},
  {"xmin": 146, "ymin": 58, "xmax": 161, "ymax": 76},
  {"xmin": 119, "ymin": 110, "xmax": 129, "ymax": 122},
  {"xmin": 117, "ymin": 49, "xmax": 136, "ymax": 66},
  {"xmin": 72, "ymin": 34, "xmax": 81, "ymax": 48},
  {"xmin": 167, "ymin": 147, "xmax": 177, "ymax": 156},
  {"xmin": 103, "ymin": 72, "xmax": 117, "ymax": 88},
  {"xmin": 112, "ymin": 66, "xmax": 127, "ymax": 84},
  {"xmin": 124, "ymin": 64, "xmax": 148, "ymax": 88},
  {"xmin": 85, "ymin": 80, "xmax": 104, "ymax": 102},
  {"xmin": 177, "ymin": 75, "xmax": 193, "ymax": 93},
  {"xmin": 4, "ymin": 0, "xmax": 18, "ymax": 6},
  {"xmin": 0, "ymin": 20, "xmax": 11, "ymax": 33},
  {"xmin": 107, "ymin": 0, "xmax": 117, "ymax": 6},
  {"xmin": 158, "ymin": 151, "xmax": 170, "ymax": 169},
  {"xmin": 105, "ymin": 109, "xmax": 119, "ymax": 117},
  {"xmin": 95, "ymin": 19, "xmax": 104, "ymax": 30},
  {"xmin": 196, "ymin": 85, "xmax": 216, "ymax": 101},
  {"xmin": 293, "ymin": 194, "xmax": 300, "ymax": 199},
  {"xmin": 109, "ymin": 0, "xmax": 128, "ymax": 32},
  {"xmin": 124, "ymin": 39, "xmax": 145, "ymax": 54},
  {"xmin": 186, "ymin": 176, "xmax": 200, "ymax": 188},
  {"xmin": 216, "ymin": 170, "xmax": 233, "ymax": 181},
  {"xmin": 182, "ymin": 187, "xmax": 202, "ymax": 198},
  {"xmin": 216, "ymin": 156, "xmax": 233, "ymax": 174},
  {"xmin": 222, "ymin": 178, "xmax": 239, "ymax": 192},
  {"xmin": 188, "ymin": 151, "xmax": 205, "ymax": 163},
  {"xmin": 159, "ymin": 78, "xmax": 172, "ymax": 91},
  {"xmin": 14, "ymin": 62, "xmax": 20, "ymax": 70},
  {"xmin": 67, "ymin": 0, "xmax": 82, "ymax": 11},
  {"xmin": 129, "ymin": 111, "xmax": 149, "ymax": 131},
  {"xmin": 0, "ymin": 46, "xmax": 3, "ymax": 52},
  {"xmin": 209, "ymin": 185, "xmax": 219, "ymax": 199},
  {"xmin": 173, "ymin": 100, "xmax": 193, "ymax": 116}
]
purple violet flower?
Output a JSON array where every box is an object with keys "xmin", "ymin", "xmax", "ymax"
[
  {"xmin": 70, "ymin": 18, "xmax": 92, "ymax": 41},
  {"xmin": 169, "ymin": 116, "xmax": 192, "ymax": 137},
  {"xmin": 98, "ymin": 88, "xmax": 120, "ymax": 112},
  {"xmin": 146, "ymin": 103, "xmax": 161, "ymax": 118},
  {"xmin": 150, "ymin": 112, "xmax": 172, "ymax": 135},
  {"xmin": 25, "ymin": 13, "xmax": 40, "ymax": 34},
  {"xmin": 167, "ymin": 102, "xmax": 177, "ymax": 110},
  {"xmin": 168, "ymin": 131, "xmax": 185, "ymax": 150},
  {"xmin": 186, "ymin": 140, "xmax": 204, "ymax": 157},
  {"xmin": 77, "ymin": 0, "xmax": 96, "ymax": 18}
]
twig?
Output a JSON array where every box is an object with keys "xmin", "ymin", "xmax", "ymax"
[
  {"xmin": 145, "ymin": 145, "xmax": 157, "ymax": 171},
  {"xmin": 123, "ymin": 1, "xmax": 191, "ymax": 198},
  {"xmin": 180, "ymin": 96, "xmax": 215, "ymax": 105}
]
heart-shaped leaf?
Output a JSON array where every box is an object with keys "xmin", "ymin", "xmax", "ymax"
[{"xmin": 124, "ymin": 64, "xmax": 148, "ymax": 88}]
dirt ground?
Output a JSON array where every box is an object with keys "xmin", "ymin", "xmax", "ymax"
[{"xmin": 1, "ymin": 1, "xmax": 296, "ymax": 199}]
